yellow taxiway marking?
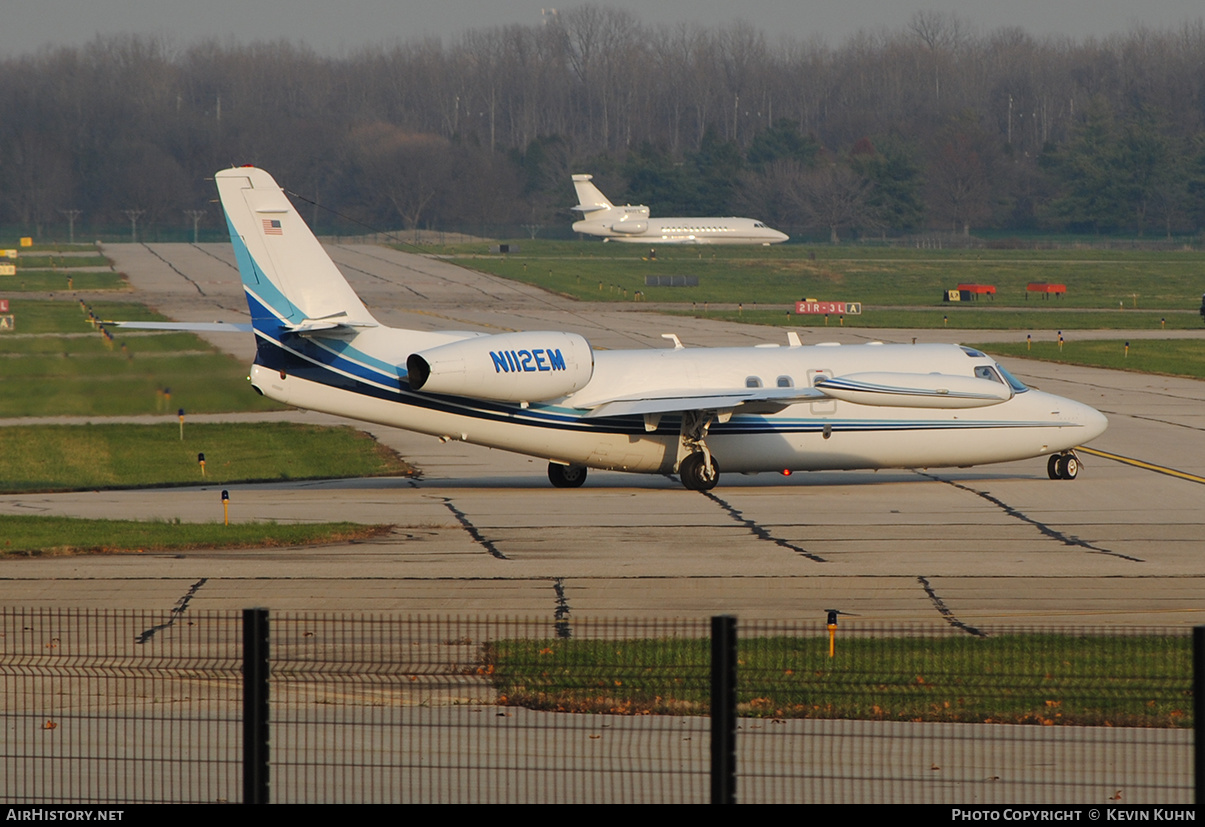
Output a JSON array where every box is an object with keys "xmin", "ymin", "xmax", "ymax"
[{"xmin": 1078, "ymin": 446, "xmax": 1205, "ymax": 485}]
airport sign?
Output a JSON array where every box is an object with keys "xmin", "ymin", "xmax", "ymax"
[{"xmin": 795, "ymin": 300, "xmax": 861, "ymax": 315}]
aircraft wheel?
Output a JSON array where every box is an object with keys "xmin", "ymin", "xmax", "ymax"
[
  {"xmin": 679, "ymin": 453, "xmax": 720, "ymax": 491},
  {"xmin": 548, "ymin": 463, "xmax": 587, "ymax": 488},
  {"xmin": 1047, "ymin": 454, "xmax": 1061, "ymax": 480},
  {"xmin": 1056, "ymin": 454, "xmax": 1079, "ymax": 480}
]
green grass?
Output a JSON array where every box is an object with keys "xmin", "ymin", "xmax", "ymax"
[
  {"xmin": 0, "ymin": 271, "xmax": 127, "ymax": 291},
  {"xmin": 0, "ymin": 244, "xmax": 95, "ymax": 254},
  {"xmin": 669, "ymin": 308, "xmax": 1202, "ymax": 331},
  {"xmin": 0, "ymin": 422, "xmax": 412, "ymax": 493},
  {"xmin": 972, "ymin": 340, "xmax": 1205, "ymax": 381},
  {"xmin": 0, "ymin": 300, "xmax": 279, "ymax": 416},
  {"xmin": 434, "ymin": 241, "xmax": 1205, "ymax": 315},
  {"xmin": 486, "ymin": 634, "xmax": 1190, "ymax": 727},
  {"xmin": 5, "ymin": 254, "xmax": 110, "ymax": 269},
  {"xmin": 0, "ymin": 300, "xmax": 164, "ymax": 334},
  {"xmin": 0, "ymin": 331, "xmax": 207, "ymax": 355},
  {"xmin": 0, "ymin": 515, "xmax": 391, "ymax": 556},
  {"xmin": 0, "ymin": 351, "xmax": 280, "ymax": 416}
]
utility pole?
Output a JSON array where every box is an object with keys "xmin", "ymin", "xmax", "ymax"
[
  {"xmin": 123, "ymin": 209, "xmax": 144, "ymax": 243},
  {"xmin": 59, "ymin": 209, "xmax": 82, "ymax": 245},
  {"xmin": 184, "ymin": 210, "xmax": 206, "ymax": 244}
]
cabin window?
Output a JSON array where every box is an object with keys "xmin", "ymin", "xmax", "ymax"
[
  {"xmin": 776, "ymin": 376, "xmax": 794, "ymax": 388},
  {"xmin": 974, "ymin": 366, "xmax": 1005, "ymax": 384},
  {"xmin": 745, "ymin": 376, "xmax": 763, "ymax": 388}
]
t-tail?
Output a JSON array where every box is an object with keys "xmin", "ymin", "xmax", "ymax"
[
  {"xmin": 215, "ymin": 167, "xmax": 379, "ymax": 340},
  {"xmin": 570, "ymin": 174, "xmax": 614, "ymax": 216}
]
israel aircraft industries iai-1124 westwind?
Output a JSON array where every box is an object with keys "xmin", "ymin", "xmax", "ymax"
[
  {"xmin": 570, "ymin": 174, "xmax": 789, "ymax": 245},
  {"xmin": 125, "ymin": 166, "xmax": 1107, "ymax": 491}
]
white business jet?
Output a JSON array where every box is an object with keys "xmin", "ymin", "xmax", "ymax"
[
  {"xmin": 131, "ymin": 167, "xmax": 1106, "ymax": 491},
  {"xmin": 570, "ymin": 174, "xmax": 789, "ymax": 245}
]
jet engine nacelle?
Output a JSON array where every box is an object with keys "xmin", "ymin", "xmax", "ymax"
[
  {"xmin": 611, "ymin": 205, "xmax": 650, "ymax": 234},
  {"xmin": 611, "ymin": 220, "xmax": 648, "ymax": 234},
  {"xmin": 406, "ymin": 331, "xmax": 594, "ymax": 402}
]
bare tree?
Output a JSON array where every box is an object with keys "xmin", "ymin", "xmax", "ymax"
[{"xmin": 801, "ymin": 161, "xmax": 874, "ymax": 242}]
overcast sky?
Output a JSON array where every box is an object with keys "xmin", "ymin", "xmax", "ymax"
[{"xmin": 3, "ymin": 0, "xmax": 1202, "ymax": 57}]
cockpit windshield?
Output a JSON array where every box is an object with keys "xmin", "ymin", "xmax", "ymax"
[
  {"xmin": 994, "ymin": 362, "xmax": 1028, "ymax": 393},
  {"xmin": 960, "ymin": 346, "xmax": 1028, "ymax": 393}
]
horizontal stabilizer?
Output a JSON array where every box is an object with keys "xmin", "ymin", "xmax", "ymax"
[
  {"xmin": 109, "ymin": 321, "xmax": 254, "ymax": 333},
  {"xmin": 280, "ymin": 318, "xmax": 378, "ymax": 336}
]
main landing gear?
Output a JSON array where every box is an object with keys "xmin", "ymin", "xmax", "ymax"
[
  {"xmin": 678, "ymin": 452, "xmax": 720, "ymax": 491},
  {"xmin": 548, "ymin": 463, "xmax": 588, "ymax": 488},
  {"xmin": 676, "ymin": 409, "xmax": 722, "ymax": 491},
  {"xmin": 1047, "ymin": 452, "xmax": 1080, "ymax": 480}
]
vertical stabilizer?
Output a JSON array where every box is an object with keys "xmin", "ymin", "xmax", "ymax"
[
  {"xmin": 215, "ymin": 167, "xmax": 375, "ymax": 330},
  {"xmin": 571, "ymin": 174, "xmax": 614, "ymax": 215}
]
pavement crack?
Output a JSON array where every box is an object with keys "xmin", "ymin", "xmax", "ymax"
[
  {"xmin": 136, "ymin": 577, "xmax": 208, "ymax": 644},
  {"xmin": 920, "ymin": 472, "xmax": 1143, "ymax": 562},
  {"xmin": 441, "ymin": 498, "xmax": 507, "ymax": 560},
  {"xmin": 553, "ymin": 578, "xmax": 572, "ymax": 638},
  {"xmin": 141, "ymin": 243, "xmax": 206, "ymax": 296},
  {"xmin": 1101, "ymin": 409, "xmax": 1205, "ymax": 433},
  {"xmin": 917, "ymin": 576, "xmax": 986, "ymax": 637},
  {"xmin": 701, "ymin": 491, "xmax": 826, "ymax": 562},
  {"xmin": 189, "ymin": 242, "xmax": 240, "ymax": 272}
]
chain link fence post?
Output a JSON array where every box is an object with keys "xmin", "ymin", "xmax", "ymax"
[
  {"xmin": 244, "ymin": 607, "xmax": 270, "ymax": 804},
  {"xmin": 711, "ymin": 615, "xmax": 737, "ymax": 804}
]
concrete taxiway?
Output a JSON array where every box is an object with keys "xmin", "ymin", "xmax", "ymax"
[{"xmin": 2, "ymin": 243, "xmax": 1203, "ymax": 629}]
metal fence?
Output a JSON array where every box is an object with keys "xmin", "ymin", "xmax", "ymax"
[{"xmin": 0, "ymin": 608, "xmax": 1194, "ymax": 804}]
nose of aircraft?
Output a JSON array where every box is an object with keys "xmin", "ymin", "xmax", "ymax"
[
  {"xmin": 1077, "ymin": 401, "xmax": 1109, "ymax": 443},
  {"xmin": 1058, "ymin": 396, "xmax": 1108, "ymax": 443},
  {"xmin": 1029, "ymin": 389, "xmax": 1108, "ymax": 447}
]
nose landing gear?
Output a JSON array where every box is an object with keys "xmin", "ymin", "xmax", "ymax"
[{"xmin": 1047, "ymin": 452, "xmax": 1080, "ymax": 480}]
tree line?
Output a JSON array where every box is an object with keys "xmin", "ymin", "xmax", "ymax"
[{"xmin": 2, "ymin": 7, "xmax": 1205, "ymax": 241}]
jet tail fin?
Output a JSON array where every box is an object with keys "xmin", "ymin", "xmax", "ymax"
[
  {"xmin": 571, "ymin": 174, "xmax": 614, "ymax": 215},
  {"xmin": 215, "ymin": 166, "xmax": 377, "ymax": 331}
]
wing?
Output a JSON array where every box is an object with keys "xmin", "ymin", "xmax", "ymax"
[
  {"xmin": 579, "ymin": 386, "xmax": 826, "ymax": 419},
  {"xmin": 579, "ymin": 372, "xmax": 1013, "ymax": 421}
]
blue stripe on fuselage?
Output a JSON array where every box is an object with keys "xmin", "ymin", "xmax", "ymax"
[{"xmin": 253, "ymin": 334, "xmax": 1063, "ymax": 439}]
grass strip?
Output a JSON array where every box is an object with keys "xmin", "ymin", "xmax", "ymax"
[
  {"xmin": 485, "ymin": 634, "xmax": 1190, "ymax": 727},
  {"xmin": 0, "ymin": 300, "xmax": 278, "ymax": 415},
  {"xmin": 441, "ymin": 241, "xmax": 1205, "ymax": 312},
  {"xmin": 0, "ymin": 331, "xmax": 208, "ymax": 356},
  {"xmin": 0, "ymin": 351, "xmax": 281, "ymax": 416},
  {"xmin": 972, "ymin": 340, "xmax": 1205, "ymax": 381},
  {"xmin": 0, "ymin": 422, "xmax": 412, "ymax": 493},
  {"xmin": 0, "ymin": 272, "xmax": 127, "ymax": 292},
  {"xmin": 666, "ymin": 308, "xmax": 1201, "ymax": 331},
  {"xmin": 8, "ymin": 254, "xmax": 110, "ymax": 269},
  {"xmin": 0, "ymin": 514, "xmax": 390, "ymax": 556},
  {"xmin": 0, "ymin": 300, "xmax": 164, "ymax": 335}
]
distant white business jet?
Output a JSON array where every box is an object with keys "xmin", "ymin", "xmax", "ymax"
[{"xmin": 570, "ymin": 174, "xmax": 789, "ymax": 245}]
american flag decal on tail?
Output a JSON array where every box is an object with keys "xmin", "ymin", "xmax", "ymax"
[{"xmin": 262, "ymin": 219, "xmax": 283, "ymax": 235}]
